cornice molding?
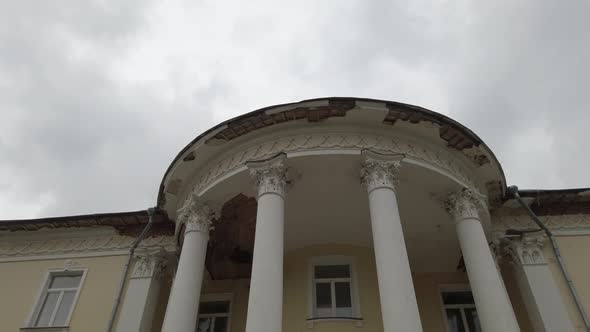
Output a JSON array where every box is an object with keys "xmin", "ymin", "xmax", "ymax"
[{"xmin": 184, "ymin": 132, "xmax": 480, "ymax": 200}]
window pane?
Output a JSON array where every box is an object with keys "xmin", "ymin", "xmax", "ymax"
[
  {"xmin": 53, "ymin": 291, "xmax": 76, "ymax": 326},
  {"xmin": 315, "ymin": 283, "xmax": 332, "ymax": 308},
  {"xmin": 465, "ymin": 308, "xmax": 482, "ymax": 332},
  {"xmin": 49, "ymin": 275, "xmax": 82, "ymax": 289},
  {"xmin": 199, "ymin": 301, "xmax": 230, "ymax": 314},
  {"xmin": 445, "ymin": 308, "xmax": 465, "ymax": 332},
  {"xmin": 213, "ymin": 317, "xmax": 228, "ymax": 332},
  {"xmin": 35, "ymin": 292, "xmax": 60, "ymax": 326},
  {"xmin": 197, "ymin": 318, "xmax": 212, "ymax": 332},
  {"xmin": 335, "ymin": 282, "xmax": 352, "ymax": 308},
  {"xmin": 315, "ymin": 265, "xmax": 350, "ymax": 278},
  {"xmin": 442, "ymin": 291, "xmax": 475, "ymax": 305}
]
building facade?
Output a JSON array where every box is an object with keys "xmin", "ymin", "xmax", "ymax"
[{"xmin": 1, "ymin": 97, "xmax": 590, "ymax": 332}]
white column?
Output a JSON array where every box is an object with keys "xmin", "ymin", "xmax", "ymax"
[
  {"xmin": 245, "ymin": 154, "xmax": 288, "ymax": 332},
  {"xmin": 116, "ymin": 249, "xmax": 166, "ymax": 332},
  {"xmin": 161, "ymin": 195, "xmax": 216, "ymax": 332},
  {"xmin": 508, "ymin": 235, "xmax": 575, "ymax": 332},
  {"xmin": 445, "ymin": 188, "xmax": 520, "ymax": 332},
  {"xmin": 361, "ymin": 150, "xmax": 423, "ymax": 332}
]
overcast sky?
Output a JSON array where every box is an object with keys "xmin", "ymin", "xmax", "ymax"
[{"xmin": 1, "ymin": 1, "xmax": 588, "ymax": 219}]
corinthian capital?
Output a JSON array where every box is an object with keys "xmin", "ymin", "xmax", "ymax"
[
  {"xmin": 360, "ymin": 150, "xmax": 404, "ymax": 193},
  {"xmin": 444, "ymin": 188, "xmax": 486, "ymax": 221},
  {"xmin": 177, "ymin": 193, "xmax": 218, "ymax": 235},
  {"xmin": 247, "ymin": 153, "xmax": 288, "ymax": 198},
  {"xmin": 507, "ymin": 235, "xmax": 547, "ymax": 266}
]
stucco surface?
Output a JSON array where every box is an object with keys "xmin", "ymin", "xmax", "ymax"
[{"xmin": 0, "ymin": 255, "xmax": 126, "ymax": 332}]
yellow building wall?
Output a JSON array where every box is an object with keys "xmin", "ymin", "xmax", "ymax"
[
  {"xmin": 283, "ymin": 244, "xmax": 383, "ymax": 332},
  {"xmin": 0, "ymin": 255, "xmax": 126, "ymax": 332},
  {"xmin": 545, "ymin": 235, "xmax": 590, "ymax": 331},
  {"xmin": 199, "ymin": 244, "xmax": 534, "ymax": 332}
]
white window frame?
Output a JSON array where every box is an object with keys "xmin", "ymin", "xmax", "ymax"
[
  {"xmin": 438, "ymin": 285, "xmax": 480, "ymax": 332},
  {"xmin": 197, "ymin": 293, "xmax": 233, "ymax": 332},
  {"xmin": 307, "ymin": 256, "xmax": 362, "ymax": 328},
  {"xmin": 25, "ymin": 268, "xmax": 87, "ymax": 330}
]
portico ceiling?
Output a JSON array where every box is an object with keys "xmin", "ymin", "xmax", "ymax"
[{"xmin": 205, "ymin": 153, "xmax": 464, "ymax": 279}]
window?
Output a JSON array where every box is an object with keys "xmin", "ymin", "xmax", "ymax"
[
  {"xmin": 30, "ymin": 271, "xmax": 84, "ymax": 328},
  {"xmin": 196, "ymin": 300, "xmax": 231, "ymax": 332},
  {"xmin": 308, "ymin": 256, "xmax": 361, "ymax": 321},
  {"xmin": 441, "ymin": 290, "xmax": 482, "ymax": 332},
  {"xmin": 313, "ymin": 264, "xmax": 353, "ymax": 317}
]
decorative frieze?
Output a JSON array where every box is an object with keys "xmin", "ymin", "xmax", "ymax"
[
  {"xmin": 186, "ymin": 132, "xmax": 480, "ymax": 198},
  {"xmin": 0, "ymin": 234, "xmax": 175, "ymax": 260},
  {"xmin": 360, "ymin": 150, "xmax": 403, "ymax": 192},
  {"xmin": 444, "ymin": 188, "xmax": 487, "ymax": 221},
  {"xmin": 492, "ymin": 213, "xmax": 590, "ymax": 236},
  {"xmin": 247, "ymin": 153, "xmax": 288, "ymax": 198},
  {"xmin": 177, "ymin": 193, "xmax": 219, "ymax": 234}
]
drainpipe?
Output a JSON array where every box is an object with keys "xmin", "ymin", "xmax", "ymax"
[
  {"xmin": 106, "ymin": 207, "xmax": 157, "ymax": 332},
  {"xmin": 507, "ymin": 186, "xmax": 590, "ymax": 332}
]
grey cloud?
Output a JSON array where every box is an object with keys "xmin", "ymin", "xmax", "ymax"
[{"xmin": 1, "ymin": 0, "xmax": 588, "ymax": 219}]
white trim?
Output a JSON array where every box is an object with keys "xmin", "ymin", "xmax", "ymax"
[
  {"xmin": 287, "ymin": 149, "xmax": 361, "ymax": 158},
  {"xmin": 307, "ymin": 256, "xmax": 362, "ymax": 329},
  {"xmin": 20, "ymin": 327, "xmax": 69, "ymax": 332},
  {"xmin": 26, "ymin": 267, "xmax": 88, "ymax": 329},
  {"xmin": 198, "ymin": 165, "xmax": 248, "ymax": 196},
  {"xmin": 553, "ymin": 229, "xmax": 590, "ymax": 236},
  {"xmin": 198, "ymin": 293, "xmax": 233, "ymax": 332}
]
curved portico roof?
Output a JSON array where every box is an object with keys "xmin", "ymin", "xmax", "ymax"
[{"xmin": 158, "ymin": 97, "xmax": 507, "ymax": 212}]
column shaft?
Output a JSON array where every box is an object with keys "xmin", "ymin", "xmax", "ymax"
[
  {"xmin": 161, "ymin": 196, "xmax": 215, "ymax": 332},
  {"xmin": 245, "ymin": 154, "xmax": 287, "ymax": 332},
  {"xmin": 448, "ymin": 189, "xmax": 520, "ymax": 332},
  {"xmin": 368, "ymin": 186, "xmax": 423, "ymax": 332},
  {"xmin": 161, "ymin": 230, "xmax": 208, "ymax": 332},
  {"xmin": 245, "ymin": 192, "xmax": 285, "ymax": 332},
  {"xmin": 362, "ymin": 150, "xmax": 423, "ymax": 332}
]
